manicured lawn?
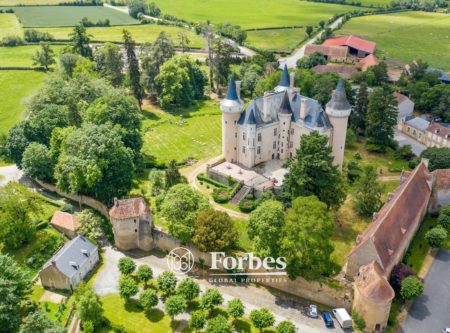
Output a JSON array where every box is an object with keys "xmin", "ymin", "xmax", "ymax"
[
  {"xmin": 151, "ymin": 0, "xmax": 366, "ymax": 29},
  {"xmin": 0, "ymin": 13, "xmax": 21, "ymax": 38},
  {"xmin": 0, "ymin": 70, "xmax": 46, "ymax": 135},
  {"xmin": 233, "ymin": 218, "xmax": 252, "ymax": 251},
  {"xmin": 9, "ymin": 5, "xmax": 139, "ymax": 27},
  {"xmin": 357, "ymin": 0, "xmax": 392, "ymax": 7},
  {"xmin": 337, "ymin": 11, "xmax": 450, "ymax": 70},
  {"xmin": 246, "ymin": 27, "xmax": 306, "ymax": 52},
  {"xmin": 0, "ymin": 45, "xmax": 64, "ymax": 67},
  {"xmin": 142, "ymin": 100, "xmax": 222, "ymax": 165},
  {"xmin": 36, "ymin": 24, "xmax": 205, "ymax": 47},
  {"xmin": 0, "ymin": 0, "xmax": 73, "ymax": 4}
]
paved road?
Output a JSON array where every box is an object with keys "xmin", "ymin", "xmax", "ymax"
[
  {"xmin": 399, "ymin": 250, "xmax": 450, "ymax": 333},
  {"xmin": 394, "ymin": 130, "xmax": 426, "ymax": 156}
]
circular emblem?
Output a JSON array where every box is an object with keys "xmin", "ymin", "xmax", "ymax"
[{"xmin": 167, "ymin": 247, "xmax": 195, "ymax": 274}]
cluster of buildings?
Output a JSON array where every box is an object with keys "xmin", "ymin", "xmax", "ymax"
[{"xmin": 399, "ymin": 116, "xmax": 450, "ymax": 148}]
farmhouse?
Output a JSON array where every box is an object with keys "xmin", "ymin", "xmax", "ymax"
[
  {"xmin": 39, "ymin": 236, "xmax": 99, "ymax": 290},
  {"xmin": 50, "ymin": 211, "xmax": 79, "ymax": 239},
  {"xmin": 399, "ymin": 116, "xmax": 430, "ymax": 143},
  {"xmin": 425, "ymin": 122, "xmax": 450, "ymax": 148},
  {"xmin": 322, "ymin": 35, "xmax": 376, "ymax": 58},
  {"xmin": 393, "ymin": 92, "xmax": 414, "ymax": 122},
  {"xmin": 304, "ymin": 44, "xmax": 348, "ymax": 62}
]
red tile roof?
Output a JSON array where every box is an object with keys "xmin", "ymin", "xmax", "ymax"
[
  {"xmin": 50, "ymin": 211, "xmax": 79, "ymax": 232},
  {"xmin": 426, "ymin": 122, "xmax": 450, "ymax": 140},
  {"xmin": 355, "ymin": 261, "xmax": 395, "ymax": 303},
  {"xmin": 312, "ymin": 64, "xmax": 356, "ymax": 78},
  {"xmin": 304, "ymin": 44, "xmax": 348, "ymax": 58},
  {"xmin": 393, "ymin": 92, "xmax": 410, "ymax": 105},
  {"xmin": 109, "ymin": 197, "xmax": 150, "ymax": 220},
  {"xmin": 357, "ymin": 54, "xmax": 379, "ymax": 71},
  {"xmin": 323, "ymin": 35, "xmax": 376, "ymax": 54}
]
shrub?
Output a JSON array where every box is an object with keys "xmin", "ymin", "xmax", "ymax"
[
  {"xmin": 351, "ymin": 309, "xmax": 366, "ymax": 330},
  {"xmin": 196, "ymin": 173, "xmax": 228, "ymax": 188},
  {"xmin": 118, "ymin": 257, "xmax": 136, "ymax": 275},
  {"xmin": 212, "ymin": 188, "xmax": 230, "ymax": 203},
  {"xmin": 425, "ymin": 225, "xmax": 447, "ymax": 248},
  {"xmin": 1, "ymin": 35, "xmax": 24, "ymax": 47},
  {"xmin": 24, "ymin": 29, "xmax": 54, "ymax": 42},
  {"xmin": 400, "ymin": 276, "xmax": 424, "ymax": 300},
  {"xmin": 239, "ymin": 198, "xmax": 255, "ymax": 213},
  {"xmin": 438, "ymin": 213, "xmax": 450, "ymax": 229}
]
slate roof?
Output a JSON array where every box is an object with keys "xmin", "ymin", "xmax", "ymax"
[
  {"xmin": 355, "ymin": 261, "xmax": 395, "ymax": 303},
  {"xmin": 50, "ymin": 211, "xmax": 79, "ymax": 232},
  {"xmin": 226, "ymin": 77, "xmax": 239, "ymax": 100},
  {"xmin": 405, "ymin": 117, "xmax": 430, "ymax": 131},
  {"xmin": 427, "ymin": 67, "xmax": 450, "ymax": 84},
  {"xmin": 43, "ymin": 236, "xmax": 97, "ymax": 278},
  {"xmin": 109, "ymin": 197, "xmax": 150, "ymax": 220},
  {"xmin": 326, "ymin": 80, "xmax": 351, "ymax": 111},
  {"xmin": 279, "ymin": 64, "xmax": 290, "ymax": 87},
  {"xmin": 323, "ymin": 35, "xmax": 376, "ymax": 54}
]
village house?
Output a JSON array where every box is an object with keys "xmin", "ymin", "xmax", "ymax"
[
  {"xmin": 109, "ymin": 197, "xmax": 153, "ymax": 251},
  {"xmin": 399, "ymin": 116, "xmax": 430, "ymax": 143},
  {"xmin": 425, "ymin": 122, "xmax": 450, "ymax": 148},
  {"xmin": 50, "ymin": 210, "xmax": 79, "ymax": 239},
  {"xmin": 393, "ymin": 92, "xmax": 414, "ymax": 122},
  {"xmin": 322, "ymin": 35, "xmax": 376, "ymax": 58},
  {"xmin": 39, "ymin": 236, "xmax": 99, "ymax": 290}
]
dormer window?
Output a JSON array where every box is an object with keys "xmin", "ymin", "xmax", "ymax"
[
  {"xmin": 70, "ymin": 261, "xmax": 78, "ymax": 269},
  {"xmin": 435, "ymin": 128, "xmax": 440, "ymax": 134},
  {"xmin": 81, "ymin": 249, "xmax": 89, "ymax": 257}
]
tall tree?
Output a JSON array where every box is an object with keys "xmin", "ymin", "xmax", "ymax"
[
  {"xmin": 123, "ymin": 29, "xmax": 144, "ymax": 108},
  {"xmin": 32, "ymin": 42, "xmax": 55, "ymax": 70},
  {"xmin": 420, "ymin": 147, "xmax": 450, "ymax": 171},
  {"xmin": 281, "ymin": 132, "xmax": 346, "ymax": 209},
  {"xmin": 128, "ymin": 0, "xmax": 146, "ymax": 18},
  {"xmin": 178, "ymin": 30, "xmax": 190, "ymax": 53},
  {"xmin": 94, "ymin": 42, "xmax": 124, "ymax": 86},
  {"xmin": 165, "ymin": 160, "xmax": 184, "ymax": 189},
  {"xmin": 19, "ymin": 310, "xmax": 66, "ymax": 333},
  {"xmin": 249, "ymin": 308, "xmax": 275, "ymax": 333},
  {"xmin": 211, "ymin": 38, "xmax": 234, "ymax": 94},
  {"xmin": 69, "ymin": 24, "xmax": 92, "ymax": 58},
  {"xmin": 21, "ymin": 142, "xmax": 54, "ymax": 182},
  {"xmin": 350, "ymin": 81, "xmax": 368, "ymax": 136},
  {"xmin": 74, "ymin": 287, "xmax": 104, "ymax": 328},
  {"xmin": 202, "ymin": 23, "xmax": 216, "ymax": 90},
  {"xmin": 280, "ymin": 196, "xmax": 336, "ymax": 279},
  {"xmin": 353, "ymin": 165, "xmax": 384, "ymax": 217}
]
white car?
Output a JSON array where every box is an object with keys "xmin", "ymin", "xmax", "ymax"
[
  {"xmin": 308, "ymin": 304, "xmax": 318, "ymax": 318},
  {"xmin": 442, "ymin": 328, "xmax": 450, "ymax": 333}
]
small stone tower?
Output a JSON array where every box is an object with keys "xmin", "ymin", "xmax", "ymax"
[
  {"xmin": 326, "ymin": 80, "xmax": 351, "ymax": 170},
  {"xmin": 221, "ymin": 78, "xmax": 244, "ymax": 163}
]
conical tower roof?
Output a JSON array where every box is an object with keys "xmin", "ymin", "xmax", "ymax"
[
  {"xmin": 326, "ymin": 79, "xmax": 351, "ymax": 111},
  {"xmin": 279, "ymin": 64, "xmax": 290, "ymax": 87},
  {"xmin": 226, "ymin": 77, "xmax": 239, "ymax": 101}
]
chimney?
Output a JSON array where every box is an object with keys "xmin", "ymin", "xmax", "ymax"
[
  {"xmin": 300, "ymin": 98, "xmax": 307, "ymax": 120},
  {"xmin": 51, "ymin": 260, "xmax": 56, "ymax": 266},
  {"xmin": 289, "ymin": 72, "xmax": 295, "ymax": 99},
  {"xmin": 263, "ymin": 92, "xmax": 270, "ymax": 121},
  {"xmin": 236, "ymin": 80, "xmax": 241, "ymax": 99},
  {"xmin": 114, "ymin": 197, "xmax": 118, "ymax": 206}
]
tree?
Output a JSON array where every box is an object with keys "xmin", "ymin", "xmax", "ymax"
[
  {"xmin": 438, "ymin": 213, "xmax": 450, "ymax": 229},
  {"xmin": 353, "ymin": 165, "xmax": 384, "ymax": 217},
  {"xmin": 5, "ymin": 123, "xmax": 30, "ymax": 166},
  {"xmin": 193, "ymin": 210, "xmax": 238, "ymax": 252},
  {"xmin": 211, "ymin": 38, "xmax": 234, "ymax": 94},
  {"xmin": 200, "ymin": 288, "xmax": 223, "ymax": 312},
  {"xmin": 60, "ymin": 53, "xmax": 80, "ymax": 77},
  {"xmin": 119, "ymin": 275, "xmax": 139, "ymax": 300},
  {"xmin": 189, "ymin": 310, "xmax": 207, "ymax": 332},
  {"xmin": 319, "ymin": 20, "xmax": 325, "ymax": 29},
  {"xmin": 76, "ymin": 209, "xmax": 103, "ymax": 242},
  {"xmin": 178, "ymin": 30, "xmax": 190, "ymax": 53},
  {"xmin": 247, "ymin": 200, "xmax": 284, "ymax": 257},
  {"xmin": 27, "ymin": 103, "xmax": 70, "ymax": 146},
  {"xmin": 94, "ymin": 42, "xmax": 124, "ymax": 86},
  {"xmin": 118, "ymin": 257, "xmax": 136, "ymax": 275},
  {"xmin": 157, "ymin": 271, "xmax": 178, "ymax": 295},
  {"xmin": 205, "ymin": 315, "xmax": 233, "ymax": 333},
  {"xmin": 227, "ymin": 298, "xmax": 244, "ymax": 324},
  {"xmin": 306, "ymin": 25, "xmax": 313, "ymax": 37},
  {"xmin": 280, "ymin": 196, "xmax": 336, "ymax": 279},
  {"xmin": 161, "ymin": 184, "xmax": 210, "ymax": 242},
  {"xmin": 128, "ymin": 0, "xmax": 146, "ymax": 18},
  {"xmin": 346, "ymin": 128, "xmax": 357, "ymax": 148},
  {"xmin": 391, "ymin": 263, "xmax": 416, "ymax": 291},
  {"xmin": 350, "ymin": 81, "xmax": 368, "ymax": 136},
  {"xmin": 165, "ymin": 160, "xmax": 184, "ymax": 189},
  {"xmin": 148, "ymin": 2, "xmax": 161, "ymax": 16},
  {"xmin": 165, "ymin": 295, "xmax": 187, "ymax": 319},
  {"xmin": 69, "ymin": 24, "xmax": 92, "ymax": 58},
  {"xmin": 0, "ymin": 255, "xmax": 32, "ymax": 333},
  {"xmin": 32, "ymin": 42, "xmax": 55, "ymax": 70},
  {"xmin": 249, "ymin": 308, "xmax": 275, "ymax": 332},
  {"xmin": 281, "ymin": 132, "xmax": 346, "ymax": 209},
  {"xmin": 74, "ymin": 288, "xmax": 103, "ymax": 328},
  {"xmin": 176, "ymin": 278, "xmax": 200, "ymax": 301},
  {"xmin": 202, "ymin": 23, "xmax": 216, "ymax": 90},
  {"xmin": 21, "ymin": 142, "xmax": 54, "ymax": 182},
  {"xmin": 420, "ymin": 148, "xmax": 450, "ymax": 171},
  {"xmin": 425, "ymin": 225, "xmax": 447, "ymax": 248},
  {"xmin": 276, "ymin": 320, "xmax": 296, "ymax": 333},
  {"xmin": 400, "ymin": 276, "xmax": 424, "ymax": 300},
  {"xmin": 123, "ymin": 29, "xmax": 144, "ymax": 108},
  {"xmin": 241, "ymin": 63, "xmax": 263, "ymax": 97},
  {"xmin": 137, "ymin": 265, "xmax": 153, "ymax": 286},
  {"xmin": 296, "ymin": 52, "xmax": 326, "ymax": 69},
  {"xmin": 139, "ymin": 289, "xmax": 158, "ymax": 310},
  {"xmin": 19, "ymin": 310, "xmax": 65, "ymax": 333},
  {"xmin": 365, "ymin": 88, "xmax": 397, "ymax": 150}
]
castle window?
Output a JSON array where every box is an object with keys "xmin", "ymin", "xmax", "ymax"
[
  {"xmin": 135, "ymin": 229, "xmax": 137, "ymax": 233},
  {"xmin": 242, "ymin": 147, "xmax": 246, "ymax": 154},
  {"xmin": 235, "ymin": 132, "xmax": 237, "ymax": 138},
  {"xmin": 257, "ymin": 147, "xmax": 261, "ymax": 154},
  {"xmin": 273, "ymin": 141, "xmax": 276, "ymax": 149},
  {"xmin": 225, "ymin": 121, "xmax": 227, "ymax": 124},
  {"xmin": 290, "ymin": 141, "xmax": 293, "ymax": 148},
  {"xmin": 243, "ymin": 133, "xmax": 246, "ymax": 140},
  {"xmin": 290, "ymin": 128, "xmax": 294, "ymax": 135},
  {"xmin": 281, "ymin": 142, "xmax": 283, "ymax": 147},
  {"xmin": 274, "ymin": 128, "xmax": 277, "ymax": 136},
  {"xmin": 234, "ymin": 120, "xmax": 237, "ymax": 124},
  {"xmin": 257, "ymin": 133, "xmax": 261, "ymax": 142},
  {"xmin": 283, "ymin": 122, "xmax": 285, "ymax": 125}
]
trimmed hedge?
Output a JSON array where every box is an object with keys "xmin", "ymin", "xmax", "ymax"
[
  {"xmin": 196, "ymin": 173, "xmax": 228, "ymax": 189},
  {"xmin": 212, "ymin": 188, "xmax": 230, "ymax": 203},
  {"xmin": 239, "ymin": 198, "xmax": 255, "ymax": 213}
]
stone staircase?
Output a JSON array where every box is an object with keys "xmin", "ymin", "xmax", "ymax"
[{"xmin": 231, "ymin": 185, "xmax": 251, "ymax": 205}]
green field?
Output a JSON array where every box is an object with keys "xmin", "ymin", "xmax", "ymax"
[
  {"xmin": 0, "ymin": 0, "xmax": 73, "ymax": 4},
  {"xmin": 0, "ymin": 45, "xmax": 64, "ymax": 67},
  {"xmin": 357, "ymin": 0, "xmax": 392, "ymax": 7},
  {"xmin": 142, "ymin": 100, "xmax": 222, "ymax": 164},
  {"xmin": 0, "ymin": 70, "xmax": 46, "ymax": 134},
  {"xmin": 0, "ymin": 13, "xmax": 21, "ymax": 38},
  {"xmin": 9, "ymin": 5, "xmax": 139, "ymax": 27},
  {"xmin": 337, "ymin": 11, "xmax": 450, "ymax": 70},
  {"xmin": 36, "ymin": 24, "xmax": 205, "ymax": 47},
  {"xmin": 152, "ymin": 0, "xmax": 365, "ymax": 29},
  {"xmin": 246, "ymin": 27, "xmax": 307, "ymax": 51}
]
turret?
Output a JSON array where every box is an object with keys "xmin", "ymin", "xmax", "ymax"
[
  {"xmin": 278, "ymin": 92, "xmax": 293, "ymax": 160},
  {"xmin": 221, "ymin": 78, "xmax": 244, "ymax": 163},
  {"xmin": 326, "ymin": 80, "xmax": 351, "ymax": 170},
  {"xmin": 274, "ymin": 65, "xmax": 290, "ymax": 93}
]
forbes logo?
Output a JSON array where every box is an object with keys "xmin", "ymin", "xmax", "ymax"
[{"xmin": 210, "ymin": 252, "xmax": 287, "ymax": 274}]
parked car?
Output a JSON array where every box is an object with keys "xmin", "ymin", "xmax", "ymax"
[
  {"xmin": 442, "ymin": 328, "xmax": 450, "ymax": 333},
  {"xmin": 322, "ymin": 311, "xmax": 334, "ymax": 328},
  {"xmin": 332, "ymin": 308, "xmax": 352, "ymax": 329},
  {"xmin": 308, "ymin": 304, "xmax": 318, "ymax": 318}
]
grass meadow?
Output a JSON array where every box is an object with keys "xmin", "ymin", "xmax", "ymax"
[
  {"xmin": 36, "ymin": 24, "xmax": 205, "ymax": 47},
  {"xmin": 0, "ymin": 0, "xmax": 73, "ymax": 4},
  {"xmin": 9, "ymin": 5, "xmax": 139, "ymax": 27},
  {"xmin": 0, "ymin": 70, "xmax": 46, "ymax": 135},
  {"xmin": 337, "ymin": 11, "xmax": 450, "ymax": 70},
  {"xmin": 357, "ymin": 0, "xmax": 392, "ymax": 7},
  {"xmin": 151, "ymin": 0, "xmax": 365, "ymax": 29},
  {"xmin": 246, "ymin": 27, "xmax": 307, "ymax": 52},
  {"xmin": 0, "ymin": 13, "xmax": 21, "ymax": 38},
  {"xmin": 0, "ymin": 45, "xmax": 64, "ymax": 67}
]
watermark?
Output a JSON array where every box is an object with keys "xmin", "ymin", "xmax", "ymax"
[{"xmin": 167, "ymin": 247, "xmax": 195, "ymax": 274}]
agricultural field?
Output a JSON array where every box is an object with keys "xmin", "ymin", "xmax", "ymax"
[
  {"xmin": 0, "ymin": 0, "xmax": 73, "ymax": 4},
  {"xmin": 0, "ymin": 70, "xmax": 46, "ymax": 135},
  {"xmin": 141, "ymin": 99, "xmax": 222, "ymax": 165},
  {"xmin": 37, "ymin": 24, "xmax": 205, "ymax": 47},
  {"xmin": 246, "ymin": 27, "xmax": 307, "ymax": 52},
  {"xmin": 336, "ymin": 11, "xmax": 450, "ymax": 70},
  {"xmin": 0, "ymin": 45, "xmax": 64, "ymax": 67},
  {"xmin": 9, "ymin": 5, "xmax": 139, "ymax": 27},
  {"xmin": 356, "ymin": 0, "xmax": 392, "ymax": 7},
  {"xmin": 0, "ymin": 13, "xmax": 21, "ymax": 38},
  {"xmin": 152, "ymin": 0, "xmax": 366, "ymax": 29}
]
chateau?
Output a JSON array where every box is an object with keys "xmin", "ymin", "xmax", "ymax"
[{"xmin": 220, "ymin": 65, "xmax": 351, "ymax": 170}]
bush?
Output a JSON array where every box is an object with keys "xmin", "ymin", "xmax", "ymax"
[
  {"xmin": 196, "ymin": 173, "xmax": 228, "ymax": 188},
  {"xmin": 438, "ymin": 213, "xmax": 450, "ymax": 229},
  {"xmin": 118, "ymin": 257, "xmax": 136, "ymax": 275},
  {"xmin": 365, "ymin": 143, "xmax": 385, "ymax": 153},
  {"xmin": 239, "ymin": 198, "xmax": 255, "ymax": 213},
  {"xmin": 212, "ymin": 188, "xmax": 230, "ymax": 203},
  {"xmin": 425, "ymin": 225, "xmax": 447, "ymax": 248},
  {"xmin": 351, "ymin": 309, "xmax": 366, "ymax": 330},
  {"xmin": 24, "ymin": 29, "xmax": 55, "ymax": 42},
  {"xmin": 1, "ymin": 35, "xmax": 24, "ymax": 47},
  {"xmin": 400, "ymin": 276, "xmax": 424, "ymax": 300}
]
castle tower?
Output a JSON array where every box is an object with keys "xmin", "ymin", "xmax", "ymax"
[
  {"xmin": 274, "ymin": 64, "xmax": 290, "ymax": 93},
  {"xmin": 278, "ymin": 91, "xmax": 293, "ymax": 160},
  {"xmin": 220, "ymin": 78, "xmax": 244, "ymax": 163},
  {"xmin": 326, "ymin": 80, "xmax": 351, "ymax": 170}
]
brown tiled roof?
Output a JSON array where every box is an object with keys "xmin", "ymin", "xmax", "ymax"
[
  {"xmin": 349, "ymin": 161, "xmax": 432, "ymax": 275},
  {"xmin": 323, "ymin": 35, "xmax": 376, "ymax": 54},
  {"xmin": 432, "ymin": 169, "xmax": 450, "ymax": 190},
  {"xmin": 50, "ymin": 211, "xmax": 79, "ymax": 232},
  {"xmin": 355, "ymin": 261, "xmax": 395, "ymax": 302},
  {"xmin": 393, "ymin": 92, "xmax": 409, "ymax": 105},
  {"xmin": 312, "ymin": 65, "xmax": 356, "ymax": 78},
  {"xmin": 109, "ymin": 197, "xmax": 150, "ymax": 220},
  {"xmin": 426, "ymin": 123, "xmax": 450, "ymax": 140},
  {"xmin": 304, "ymin": 44, "xmax": 348, "ymax": 58},
  {"xmin": 357, "ymin": 54, "xmax": 379, "ymax": 71}
]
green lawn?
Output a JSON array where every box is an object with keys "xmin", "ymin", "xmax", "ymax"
[
  {"xmin": 246, "ymin": 27, "xmax": 306, "ymax": 52},
  {"xmin": 0, "ymin": 45, "xmax": 64, "ymax": 67},
  {"xmin": 0, "ymin": 13, "xmax": 21, "ymax": 38},
  {"xmin": 336, "ymin": 11, "xmax": 450, "ymax": 70},
  {"xmin": 357, "ymin": 0, "xmax": 392, "ymax": 7},
  {"xmin": 9, "ymin": 5, "xmax": 139, "ymax": 27},
  {"xmin": 142, "ymin": 100, "xmax": 222, "ymax": 165},
  {"xmin": 151, "ymin": 0, "xmax": 366, "ymax": 29},
  {"xmin": 36, "ymin": 24, "xmax": 205, "ymax": 47},
  {"xmin": 0, "ymin": 0, "xmax": 73, "ymax": 4},
  {"xmin": 0, "ymin": 70, "xmax": 46, "ymax": 135}
]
